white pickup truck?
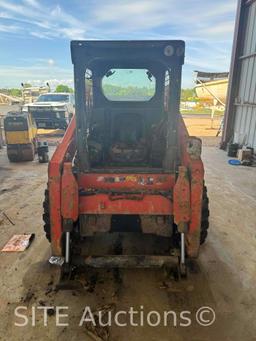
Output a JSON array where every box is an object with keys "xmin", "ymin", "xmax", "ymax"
[{"xmin": 23, "ymin": 92, "xmax": 75, "ymax": 129}]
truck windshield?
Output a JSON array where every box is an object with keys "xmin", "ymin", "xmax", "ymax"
[
  {"xmin": 102, "ymin": 69, "xmax": 156, "ymax": 101},
  {"xmin": 37, "ymin": 94, "xmax": 69, "ymax": 102}
]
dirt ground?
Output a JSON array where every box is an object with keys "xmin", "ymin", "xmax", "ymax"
[
  {"xmin": 183, "ymin": 115, "xmax": 222, "ymax": 137},
  {"xmin": 0, "ymin": 115, "xmax": 256, "ymax": 341}
]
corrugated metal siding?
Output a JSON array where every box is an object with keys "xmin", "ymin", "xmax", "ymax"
[
  {"xmin": 234, "ymin": 0, "xmax": 256, "ymax": 148},
  {"xmin": 222, "ymin": 0, "xmax": 256, "ymax": 150}
]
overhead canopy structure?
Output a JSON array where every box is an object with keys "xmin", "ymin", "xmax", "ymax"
[{"xmin": 194, "ymin": 71, "xmax": 229, "ymax": 84}]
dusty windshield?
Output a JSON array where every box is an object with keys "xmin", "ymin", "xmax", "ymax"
[
  {"xmin": 37, "ymin": 94, "xmax": 69, "ymax": 102},
  {"xmin": 102, "ymin": 68, "xmax": 156, "ymax": 101}
]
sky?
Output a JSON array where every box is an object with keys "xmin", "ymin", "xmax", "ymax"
[{"xmin": 0, "ymin": 0, "xmax": 238, "ymax": 89}]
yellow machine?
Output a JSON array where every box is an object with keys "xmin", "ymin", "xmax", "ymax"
[{"xmin": 4, "ymin": 111, "xmax": 37, "ymax": 162}]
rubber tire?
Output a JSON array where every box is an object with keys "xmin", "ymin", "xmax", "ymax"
[
  {"xmin": 43, "ymin": 188, "xmax": 51, "ymax": 242},
  {"xmin": 200, "ymin": 185, "xmax": 210, "ymax": 244}
]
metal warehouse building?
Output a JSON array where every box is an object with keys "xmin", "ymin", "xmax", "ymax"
[{"xmin": 222, "ymin": 0, "xmax": 256, "ymax": 150}]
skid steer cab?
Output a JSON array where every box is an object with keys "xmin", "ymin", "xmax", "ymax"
[
  {"xmin": 44, "ymin": 40, "xmax": 209, "ymax": 277},
  {"xmin": 4, "ymin": 111, "xmax": 37, "ymax": 162}
]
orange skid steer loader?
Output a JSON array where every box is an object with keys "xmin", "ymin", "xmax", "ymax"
[{"xmin": 43, "ymin": 41, "xmax": 209, "ymax": 277}]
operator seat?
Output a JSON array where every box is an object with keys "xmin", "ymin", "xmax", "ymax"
[{"xmin": 109, "ymin": 113, "xmax": 148, "ymax": 164}]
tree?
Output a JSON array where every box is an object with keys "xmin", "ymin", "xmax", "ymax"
[
  {"xmin": 181, "ymin": 88, "xmax": 197, "ymax": 101},
  {"xmin": 55, "ymin": 84, "xmax": 73, "ymax": 93},
  {"xmin": 9, "ymin": 88, "xmax": 22, "ymax": 97}
]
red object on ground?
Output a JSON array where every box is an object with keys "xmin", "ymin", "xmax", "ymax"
[{"xmin": 1, "ymin": 234, "xmax": 35, "ymax": 252}]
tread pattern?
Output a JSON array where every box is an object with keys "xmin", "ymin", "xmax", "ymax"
[
  {"xmin": 43, "ymin": 188, "xmax": 51, "ymax": 242},
  {"xmin": 200, "ymin": 185, "xmax": 210, "ymax": 244}
]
